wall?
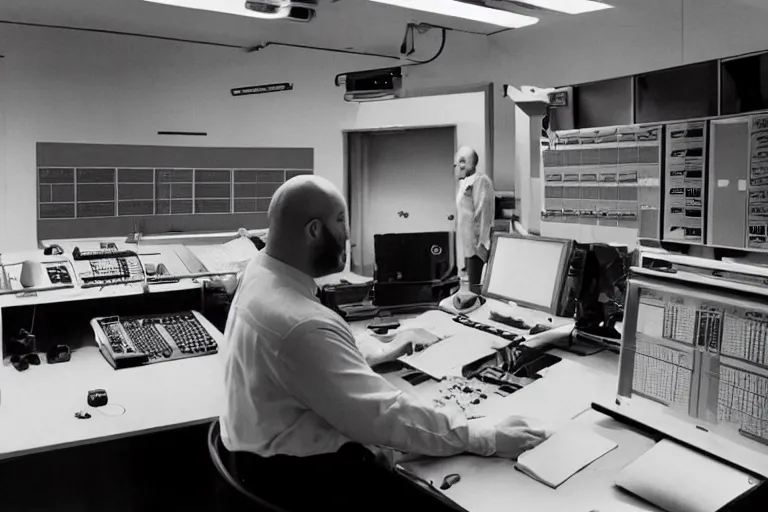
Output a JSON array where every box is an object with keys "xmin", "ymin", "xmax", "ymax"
[
  {"xmin": 0, "ymin": 24, "xmax": 393, "ymax": 251},
  {"xmin": 6, "ymin": 2, "xmax": 768, "ymax": 250},
  {"xmin": 423, "ymin": 0, "xmax": 768, "ymax": 243}
]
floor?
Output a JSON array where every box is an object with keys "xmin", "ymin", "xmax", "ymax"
[{"xmin": 0, "ymin": 424, "xmax": 253, "ymax": 512}]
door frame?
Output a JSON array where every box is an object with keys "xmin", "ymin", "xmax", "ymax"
[
  {"xmin": 342, "ymin": 91, "xmax": 490, "ymax": 274},
  {"xmin": 346, "ymin": 126, "xmax": 458, "ymax": 275}
]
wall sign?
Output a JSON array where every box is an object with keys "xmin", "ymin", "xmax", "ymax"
[{"xmin": 231, "ymin": 83, "xmax": 294, "ymax": 97}]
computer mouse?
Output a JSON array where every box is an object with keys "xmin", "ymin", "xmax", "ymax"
[
  {"xmin": 529, "ymin": 324, "xmax": 553, "ymax": 335},
  {"xmin": 20, "ymin": 260, "xmax": 48, "ymax": 288}
]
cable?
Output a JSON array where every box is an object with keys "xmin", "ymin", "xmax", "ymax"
[
  {"xmin": 29, "ymin": 305, "xmax": 37, "ymax": 335},
  {"xmin": 334, "ymin": 27, "xmax": 447, "ymax": 88},
  {"xmin": 0, "ymin": 20, "xmax": 243, "ymax": 49},
  {"xmin": 247, "ymin": 41, "xmax": 406, "ymax": 61},
  {"xmin": 93, "ymin": 404, "xmax": 127, "ymax": 417},
  {"xmin": 402, "ymin": 28, "xmax": 446, "ymax": 66}
]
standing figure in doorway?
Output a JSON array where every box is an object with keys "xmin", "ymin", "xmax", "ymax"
[{"xmin": 455, "ymin": 145, "xmax": 495, "ymax": 294}]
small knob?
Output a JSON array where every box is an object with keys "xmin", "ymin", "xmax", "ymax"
[{"xmin": 447, "ymin": 214, "xmax": 455, "ymax": 221}]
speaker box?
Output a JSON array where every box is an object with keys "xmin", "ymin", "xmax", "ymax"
[{"xmin": 374, "ymin": 232, "xmax": 456, "ymax": 283}]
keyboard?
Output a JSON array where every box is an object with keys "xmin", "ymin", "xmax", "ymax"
[
  {"xmin": 73, "ymin": 247, "xmax": 138, "ymax": 260},
  {"xmin": 91, "ymin": 311, "xmax": 219, "ymax": 369},
  {"xmin": 452, "ymin": 315, "xmax": 525, "ymax": 345}
]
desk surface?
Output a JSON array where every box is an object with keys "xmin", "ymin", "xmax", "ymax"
[
  {"xmin": 0, "ymin": 345, "xmax": 225, "ymax": 462},
  {"xmin": 0, "ymin": 303, "xmax": 680, "ymax": 511}
]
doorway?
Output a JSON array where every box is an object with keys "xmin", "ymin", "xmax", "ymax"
[{"xmin": 348, "ymin": 126, "xmax": 458, "ymax": 277}]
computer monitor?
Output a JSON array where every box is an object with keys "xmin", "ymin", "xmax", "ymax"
[
  {"xmin": 574, "ymin": 243, "xmax": 631, "ymax": 338},
  {"xmin": 609, "ymin": 267, "xmax": 768, "ymax": 477},
  {"xmin": 374, "ymin": 231, "xmax": 456, "ymax": 283},
  {"xmin": 482, "ymin": 233, "xmax": 572, "ymax": 314}
]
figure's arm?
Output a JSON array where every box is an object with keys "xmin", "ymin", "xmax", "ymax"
[
  {"xmin": 473, "ymin": 175, "xmax": 496, "ymax": 258},
  {"xmin": 279, "ymin": 321, "xmax": 497, "ymax": 457}
]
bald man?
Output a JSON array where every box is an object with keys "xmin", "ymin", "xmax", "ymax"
[
  {"xmin": 220, "ymin": 175, "xmax": 545, "ymax": 511},
  {"xmin": 455, "ymin": 146, "xmax": 495, "ymax": 294}
]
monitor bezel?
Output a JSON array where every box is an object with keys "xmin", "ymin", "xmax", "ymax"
[{"xmin": 481, "ymin": 232, "xmax": 573, "ymax": 315}]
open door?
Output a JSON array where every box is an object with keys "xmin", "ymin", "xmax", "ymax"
[
  {"xmin": 344, "ymin": 91, "xmax": 488, "ymax": 276},
  {"xmin": 348, "ymin": 127, "xmax": 457, "ymax": 276}
]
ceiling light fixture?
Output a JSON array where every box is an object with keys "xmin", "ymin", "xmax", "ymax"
[
  {"xmin": 143, "ymin": 0, "xmax": 291, "ymax": 20},
  {"xmin": 369, "ymin": 0, "xmax": 539, "ymax": 29},
  {"xmin": 515, "ymin": 0, "xmax": 612, "ymax": 15}
]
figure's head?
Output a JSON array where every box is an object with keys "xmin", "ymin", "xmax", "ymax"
[
  {"xmin": 267, "ymin": 175, "xmax": 349, "ymax": 278},
  {"xmin": 454, "ymin": 146, "xmax": 479, "ymax": 180}
]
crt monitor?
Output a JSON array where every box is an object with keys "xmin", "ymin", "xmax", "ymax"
[
  {"xmin": 374, "ymin": 231, "xmax": 456, "ymax": 283},
  {"xmin": 574, "ymin": 244, "xmax": 632, "ymax": 338},
  {"xmin": 482, "ymin": 233, "xmax": 573, "ymax": 314}
]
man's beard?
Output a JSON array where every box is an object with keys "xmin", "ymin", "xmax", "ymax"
[{"xmin": 312, "ymin": 224, "xmax": 346, "ymax": 277}]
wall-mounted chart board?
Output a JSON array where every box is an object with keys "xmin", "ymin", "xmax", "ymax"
[
  {"xmin": 748, "ymin": 114, "xmax": 768, "ymax": 250},
  {"xmin": 663, "ymin": 121, "xmax": 707, "ymax": 244},
  {"xmin": 542, "ymin": 125, "xmax": 662, "ymax": 239}
]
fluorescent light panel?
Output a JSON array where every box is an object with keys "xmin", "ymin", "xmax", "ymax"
[
  {"xmin": 369, "ymin": 0, "xmax": 539, "ymax": 29},
  {"xmin": 520, "ymin": 0, "xmax": 613, "ymax": 15},
  {"xmin": 143, "ymin": 0, "xmax": 290, "ymax": 20}
]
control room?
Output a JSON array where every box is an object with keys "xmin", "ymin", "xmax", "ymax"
[{"xmin": 1, "ymin": 1, "xmax": 768, "ymax": 511}]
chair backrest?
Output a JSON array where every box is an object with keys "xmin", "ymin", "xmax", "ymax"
[{"xmin": 207, "ymin": 420, "xmax": 290, "ymax": 512}]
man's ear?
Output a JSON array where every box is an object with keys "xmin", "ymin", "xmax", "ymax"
[{"xmin": 306, "ymin": 219, "xmax": 321, "ymax": 240}]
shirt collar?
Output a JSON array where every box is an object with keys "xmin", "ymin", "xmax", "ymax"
[{"xmin": 259, "ymin": 252, "xmax": 319, "ymax": 300}]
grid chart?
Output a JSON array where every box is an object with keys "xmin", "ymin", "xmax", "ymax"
[
  {"xmin": 696, "ymin": 307, "xmax": 723, "ymax": 352},
  {"xmin": 38, "ymin": 167, "xmax": 311, "ymax": 219},
  {"xmin": 632, "ymin": 339, "xmax": 693, "ymax": 407},
  {"xmin": 542, "ymin": 125, "xmax": 662, "ymax": 238},
  {"xmin": 633, "ymin": 285, "xmax": 768, "ymax": 444},
  {"xmin": 722, "ymin": 311, "xmax": 768, "ymax": 366},
  {"xmin": 719, "ymin": 365, "xmax": 768, "ymax": 442},
  {"xmin": 637, "ymin": 289, "xmax": 696, "ymax": 345}
]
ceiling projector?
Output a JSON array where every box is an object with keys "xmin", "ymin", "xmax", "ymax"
[
  {"xmin": 245, "ymin": 0, "xmax": 317, "ymax": 22},
  {"xmin": 335, "ymin": 67, "xmax": 403, "ymax": 102}
]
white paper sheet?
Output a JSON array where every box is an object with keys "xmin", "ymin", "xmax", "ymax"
[
  {"xmin": 398, "ymin": 334, "xmax": 495, "ymax": 380},
  {"xmin": 615, "ymin": 439, "xmax": 759, "ymax": 512}
]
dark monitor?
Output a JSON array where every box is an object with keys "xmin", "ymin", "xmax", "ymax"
[
  {"xmin": 373, "ymin": 231, "xmax": 456, "ymax": 283},
  {"xmin": 721, "ymin": 52, "xmax": 768, "ymax": 115},
  {"xmin": 575, "ymin": 77, "xmax": 633, "ymax": 129},
  {"xmin": 635, "ymin": 62, "xmax": 718, "ymax": 123},
  {"xmin": 574, "ymin": 244, "xmax": 632, "ymax": 339}
]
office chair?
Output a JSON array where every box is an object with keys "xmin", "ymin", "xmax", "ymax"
[{"xmin": 207, "ymin": 420, "xmax": 291, "ymax": 512}]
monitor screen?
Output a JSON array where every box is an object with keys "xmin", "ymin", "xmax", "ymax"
[
  {"xmin": 614, "ymin": 272, "xmax": 768, "ymax": 475},
  {"xmin": 635, "ymin": 61, "xmax": 718, "ymax": 123},
  {"xmin": 483, "ymin": 235, "xmax": 571, "ymax": 313}
]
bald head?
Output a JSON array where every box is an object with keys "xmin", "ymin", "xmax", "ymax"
[
  {"xmin": 266, "ymin": 175, "xmax": 349, "ymax": 278},
  {"xmin": 455, "ymin": 146, "xmax": 479, "ymax": 180}
]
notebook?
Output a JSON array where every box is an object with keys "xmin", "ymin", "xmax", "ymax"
[
  {"xmin": 615, "ymin": 439, "xmax": 760, "ymax": 512},
  {"xmin": 515, "ymin": 425, "xmax": 618, "ymax": 488}
]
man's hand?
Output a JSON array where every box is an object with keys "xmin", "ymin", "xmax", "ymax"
[
  {"xmin": 364, "ymin": 328, "xmax": 443, "ymax": 367},
  {"xmin": 493, "ymin": 416, "xmax": 548, "ymax": 459},
  {"xmin": 392, "ymin": 328, "xmax": 442, "ymax": 353}
]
